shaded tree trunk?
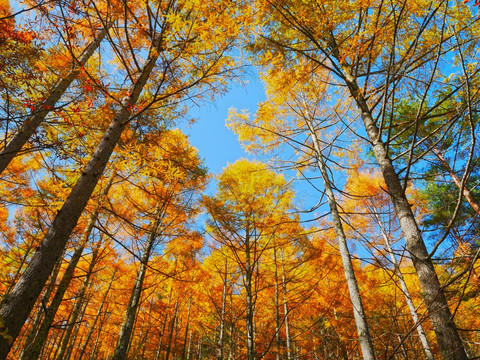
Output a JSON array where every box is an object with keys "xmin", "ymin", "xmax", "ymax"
[
  {"xmin": 0, "ymin": 23, "xmax": 112, "ymax": 174},
  {"xmin": 77, "ymin": 269, "xmax": 116, "ymax": 360},
  {"xmin": 0, "ymin": 33, "xmax": 164, "ymax": 359},
  {"xmin": 55, "ymin": 249, "xmax": 99, "ymax": 360},
  {"xmin": 372, "ymin": 212, "xmax": 434, "ymax": 360},
  {"xmin": 20, "ymin": 171, "xmax": 115, "ymax": 360},
  {"xmin": 111, "ymin": 207, "xmax": 163, "ymax": 360}
]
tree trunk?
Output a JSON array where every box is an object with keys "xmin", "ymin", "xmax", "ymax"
[
  {"xmin": 373, "ymin": 212, "xmax": 434, "ymax": 360},
  {"xmin": 181, "ymin": 296, "xmax": 192, "ymax": 360},
  {"xmin": 19, "ymin": 253, "xmax": 63, "ymax": 359},
  {"xmin": 0, "ymin": 33, "xmax": 163, "ymax": 359},
  {"xmin": 20, "ymin": 172, "xmax": 115, "ymax": 360},
  {"xmin": 165, "ymin": 295, "xmax": 179, "ymax": 360},
  {"xmin": 432, "ymin": 147, "xmax": 480, "ymax": 217},
  {"xmin": 245, "ymin": 224, "xmax": 255, "ymax": 360},
  {"xmin": 55, "ymin": 249, "xmax": 98, "ymax": 360},
  {"xmin": 77, "ymin": 269, "xmax": 116, "ymax": 360},
  {"xmin": 341, "ymin": 65, "xmax": 468, "ymax": 360},
  {"xmin": 280, "ymin": 252, "xmax": 292, "ymax": 360},
  {"xmin": 273, "ymin": 246, "xmax": 281, "ymax": 360},
  {"xmin": 0, "ymin": 23, "xmax": 112, "ymax": 175},
  {"xmin": 217, "ymin": 260, "xmax": 227, "ymax": 360},
  {"xmin": 305, "ymin": 116, "xmax": 376, "ymax": 360},
  {"xmin": 111, "ymin": 207, "xmax": 163, "ymax": 360}
]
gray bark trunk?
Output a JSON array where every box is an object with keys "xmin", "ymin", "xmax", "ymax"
[
  {"xmin": 280, "ymin": 253, "xmax": 292, "ymax": 360},
  {"xmin": 0, "ymin": 23, "xmax": 112, "ymax": 174},
  {"xmin": 111, "ymin": 207, "xmax": 162, "ymax": 360},
  {"xmin": 19, "ymin": 253, "xmax": 63, "ymax": 359},
  {"xmin": 305, "ymin": 116, "xmax": 376, "ymax": 360},
  {"xmin": 217, "ymin": 260, "xmax": 227, "ymax": 360},
  {"xmin": 0, "ymin": 34, "xmax": 162, "ymax": 359},
  {"xmin": 245, "ymin": 224, "xmax": 255, "ymax": 360},
  {"xmin": 20, "ymin": 171, "xmax": 115, "ymax": 360},
  {"xmin": 341, "ymin": 66, "xmax": 468, "ymax": 360},
  {"xmin": 432, "ymin": 147, "xmax": 480, "ymax": 217},
  {"xmin": 273, "ymin": 246, "xmax": 281, "ymax": 360},
  {"xmin": 55, "ymin": 249, "xmax": 98, "ymax": 360},
  {"xmin": 373, "ymin": 212, "xmax": 434, "ymax": 360},
  {"xmin": 77, "ymin": 269, "xmax": 116, "ymax": 360}
]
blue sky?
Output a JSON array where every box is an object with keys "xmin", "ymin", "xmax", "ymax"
[{"xmin": 183, "ymin": 75, "xmax": 265, "ymax": 188}]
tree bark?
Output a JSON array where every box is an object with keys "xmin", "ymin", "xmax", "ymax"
[
  {"xmin": 20, "ymin": 171, "xmax": 115, "ymax": 360},
  {"xmin": 111, "ymin": 207, "xmax": 163, "ymax": 360},
  {"xmin": 77, "ymin": 269, "xmax": 116, "ymax": 360},
  {"xmin": 305, "ymin": 116, "xmax": 376, "ymax": 360},
  {"xmin": 217, "ymin": 260, "xmax": 227, "ymax": 360},
  {"xmin": 432, "ymin": 147, "xmax": 480, "ymax": 217},
  {"xmin": 0, "ymin": 23, "xmax": 112, "ymax": 175},
  {"xmin": 0, "ymin": 33, "xmax": 163, "ymax": 359},
  {"xmin": 373, "ymin": 212, "xmax": 434, "ymax": 360},
  {"xmin": 341, "ymin": 65, "xmax": 468, "ymax": 360},
  {"xmin": 55, "ymin": 249, "xmax": 98, "ymax": 360}
]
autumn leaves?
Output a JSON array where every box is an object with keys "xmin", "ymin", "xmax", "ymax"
[{"xmin": 1, "ymin": 0, "xmax": 480, "ymax": 359}]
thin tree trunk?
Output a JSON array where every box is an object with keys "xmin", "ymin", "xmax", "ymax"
[
  {"xmin": 20, "ymin": 172, "xmax": 115, "ymax": 360},
  {"xmin": 19, "ymin": 253, "xmax": 63, "ymax": 359},
  {"xmin": 273, "ymin": 246, "xmax": 281, "ymax": 360},
  {"xmin": 280, "ymin": 253, "xmax": 292, "ymax": 360},
  {"xmin": 373, "ymin": 212, "xmax": 434, "ymax": 360},
  {"xmin": 56, "ymin": 249, "xmax": 99, "ymax": 360},
  {"xmin": 155, "ymin": 287, "xmax": 173, "ymax": 360},
  {"xmin": 341, "ymin": 65, "xmax": 468, "ymax": 360},
  {"xmin": 165, "ymin": 295, "xmax": 179, "ymax": 360},
  {"xmin": 217, "ymin": 260, "xmax": 227, "ymax": 360},
  {"xmin": 432, "ymin": 147, "xmax": 480, "ymax": 217},
  {"xmin": 181, "ymin": 296, "xmax": 192, "ymax": 360},
  {"xmin": 0, "ymin": 33, "xmax": 164, "ymax": 359},
  {"xmin": 245, "ymin": 224, "xmax": 255, "ymax": 360},
  {"xmin": 0, "ymin": 23, "xmax": 112, "ymax": 174},
  {"xmin": 88, "ymin": 307, "xmax": 109, "ymax": 360},
  {"xmin": 111, "ymin": 207, "xmax": 163, "ymax": 360},
  {"xmin": 305, "ymin": 116, "xmax": 376, "ymax": 360},
  {"xmin": 77, "ymin": 269, "xmax": 116, "ymax": 360}
]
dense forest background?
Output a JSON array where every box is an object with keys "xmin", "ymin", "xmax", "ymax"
[{"xmin": 0, "ymin": 0, "xmax": 479, "ymax": 359}]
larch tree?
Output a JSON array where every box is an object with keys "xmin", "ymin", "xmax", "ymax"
[
  {"xmin": 204, "ymin": 159, "xmax": 303, "ymax": 360},
  {"xmin": 0, "ymin": 0, "xmax": 249, "ymax": 356},
  {"xmin": 243, "ymin": 0, "xmax": 480, "ymax": 358}
]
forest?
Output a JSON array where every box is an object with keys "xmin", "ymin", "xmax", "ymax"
[{"xmin": 0, "ymin": 0, "xmax": 479, "ymax": 359}]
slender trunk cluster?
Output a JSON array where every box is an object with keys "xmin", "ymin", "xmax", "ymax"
[
  {"xmin": 0, "ymin": 31, "xmax": 164, "ymax": 359},
  {"xmin": 341, "ymin": 65, "xmax": 468, "ymax": 360},
  {"xmin": 305, "ymin": 116, "xmax": 376, "ymax": 360}
]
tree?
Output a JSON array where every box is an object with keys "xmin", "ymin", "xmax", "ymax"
[
  {"xmin": 245, "ymin": 1, "xmax": 479, "ymax": 357},
  {"xmin": 0, "ymin": 0, "xmax": 248, "ymax": 356},
  {"xmin": 204, "ymin": 159, "xmax": 302, "ymax": 360}
]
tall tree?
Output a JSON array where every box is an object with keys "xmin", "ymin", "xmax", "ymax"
[
  {"xmin": 244, "ymin": 1, "xmax": 479, "ymax": 357},
  {"xmin": 0, "ymin": 0, "xmax": 247, "ymax": 356}
]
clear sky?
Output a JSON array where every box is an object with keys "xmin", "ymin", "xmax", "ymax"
[{"xmin": 183, "ymin": 74, "xmax": 265, "ymax": 188}]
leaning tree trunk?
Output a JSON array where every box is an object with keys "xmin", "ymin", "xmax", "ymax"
[
  {"xmin": 432, "ymin": 147, "xmax": 480, "ymax": 217},
  {"xmin": 20, "ymin": 171, "xmax": 115, "ymax": 360},
  {"xmin": 340, "ymin": 65, "xmax": 468, "ymax": 360},
  {"xmin": 217, "ymin": 260, "xmax": 227, "ymax": 360},
  {"xmin": 305, "ymin": 117, "xmax": 376, "ymax": 360},
  {"xmin": 111, "ymin": 208, "xmax": 163, "ymax": 360},
  {"xmin": 19, "ymin": 252, "xmax": 63, "ymax": 359},
  {"xmin": 0, "ymin": 33, "xmax": 164, "ymax": 359},
  {"xmin": 280, "ymin": 252, "xmax": 292, "ymax": 360},
  {"xmin": 77, "ymin": 269, "xmax": 116, "ymax": 360},
  {"xmin": 55, "ymin": 248, "xmax": 99, "ymax": 360},
  {"xmin": 0, "ymin": 23, "xmax": 112, "ymax": 175}
]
